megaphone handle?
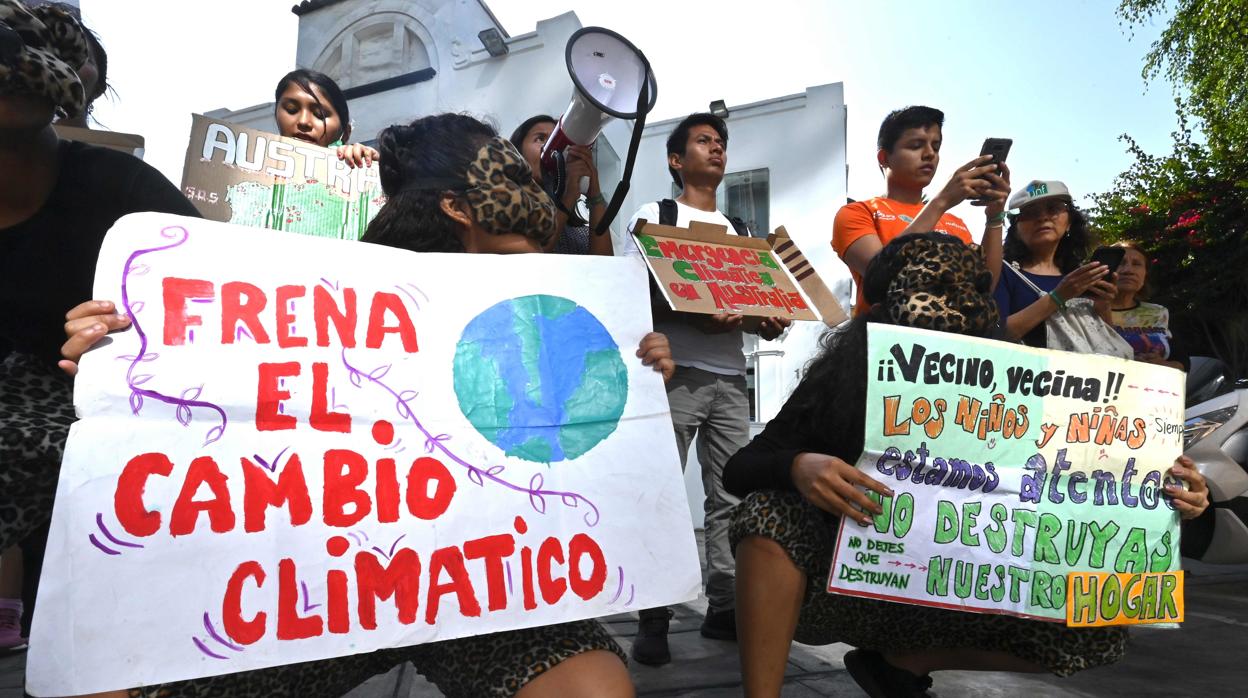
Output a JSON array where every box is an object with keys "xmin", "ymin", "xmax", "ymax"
[{"xmin": 593, "ymin": 77, "xmax": 651, "ymax": 237}]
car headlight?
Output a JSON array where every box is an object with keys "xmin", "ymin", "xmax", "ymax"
[{"xmin": 1184, "ymin": 406, "xmax": 1238, "ymax": 449}]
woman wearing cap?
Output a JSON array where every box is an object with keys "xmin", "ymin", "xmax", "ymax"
[
  {"xmin": 508, "ymin": 114, "xmax": 611, "ymax": 255},
  {"xmin": 994, "ymin": 180, "xmax": 1117, "ymax": 348},
  {"xmin": 724, "ymin": 233, "xmax": 1209, "ymax": 697},
  {"xmin": 1103, "ymin": 241, "xmax": 1188, "ymax": 371},
  {"xmin": 0, "ymin": 0, "xmax": 200, "ymax": 655}
]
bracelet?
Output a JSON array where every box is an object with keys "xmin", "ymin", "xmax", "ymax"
[
  {"xmin": 989, "ymin": 211, "xmax": 1007, "ymax": 224},
  {"xmin": 1048, "ymin": 289, "xmax": 1067, "ymax": 310},
  {"xmin": 586, "ymin": 193, "xmax": 607, "ymax": 207}
]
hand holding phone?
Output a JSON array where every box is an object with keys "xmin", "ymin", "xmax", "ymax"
[
  {"xmin": 979, "ymin": 138, "xmax": 1013, "ymax": 173},
  {"xmin": 1082, "ymin": 246, "xmax": 1126, "ymax": 297}
]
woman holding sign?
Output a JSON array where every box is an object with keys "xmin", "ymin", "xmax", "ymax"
[
  {"xmin": 60, "ymin": 113, "xmax": 669, "ymax": 696},
  {"xmin": 723, "ymin": 233, "xmax": 1209, "ymax": 697},
  {"xmin": 273, "ymin": 69, "xmax": 380, "ymax": 170}
]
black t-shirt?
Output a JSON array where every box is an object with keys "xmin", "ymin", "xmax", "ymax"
[{"xmin": 1, "ymin": 140, "xmax": 199, "ymax": 366}]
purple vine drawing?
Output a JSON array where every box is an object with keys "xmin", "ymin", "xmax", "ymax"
[
  {"xmin": 340, "ymin": 348, "xmax": 601, "ymax": 526},
  {"xmin": 193, "ymin": 612, "xmax": 243, "ymax": 659},
  {"xmin": 119, "ymin": 225, "xmax": 228, "ymax": 446},
  {"xmin": 89, "ymin": 512, "xmax": 144, "ymax": 556}
]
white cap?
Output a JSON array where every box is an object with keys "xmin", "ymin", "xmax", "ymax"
[{"xmin": 1008, "ymin": 180, "xmax": 1072, "ymax": 212}]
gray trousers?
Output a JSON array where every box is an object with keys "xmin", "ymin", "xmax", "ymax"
[{"xmin": 666, "ymin": 366, "xmax": 749, "ymax": 612}]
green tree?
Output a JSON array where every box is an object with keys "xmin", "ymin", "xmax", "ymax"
[
  {"xmin": 1094, "ymin": 2, "xmax": 1248, "ymax": 375},
  {"xmin": 1117, "ymin": 0, "xmax": 1248, "ymax": 153}
]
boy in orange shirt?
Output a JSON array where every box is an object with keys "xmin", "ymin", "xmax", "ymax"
[{"xmin": 833, "ymin": 106, "xmax": 1010, "ymax": 312}]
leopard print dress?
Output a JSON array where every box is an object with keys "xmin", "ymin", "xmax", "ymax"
[
  {"xmin": 129, "ymin": 619, "xmax": 624, "ymax": 697},
  {"xmin": 729, "ymin": 490, "xmax": 1127, "ymax": 677},
  {"xmin": 0, "ymin": 352, "xmax": 75, "ymax": 551}
]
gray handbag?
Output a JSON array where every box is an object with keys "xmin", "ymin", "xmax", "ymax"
[{"xmin": 1005, "ymin": 263, "xmax": 1134, "ymax": 359}]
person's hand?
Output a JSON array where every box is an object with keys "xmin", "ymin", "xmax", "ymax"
[
  {"xmin": 931, "ymin": 155, "xmax": 998, "ymax": 210},
  {"xmin": 335, "ymin": 143, "xmax": 380, "ymax": 169},
  {"xmin": 698, "ymin": 313, "xmax": 744, "ymax": 334},
  {"xmin": 561, "ymin": 145, "xmax": 599, "ymax": 208},
  {"xmin": 636, "ymin": 331, "xmax": 675, "ymax": 382},
  {"xmin": 1054, "ymin": 262, "xmax": 1111, "ymax": 302},
  {"xmin": 752, "ymin": 317, "xmax": 791, "ymax": 341},
  {"xmin": 790, "ymin": 452, "xmax": 893, "ymax": 524},
  {"xmin": 973, "ymin": 162, "xmax": 1011, "ymax": 217},
  {"xmin": 60, "ymin": 299, "xmax": 131, "ymax": 376},
  {"xmin": 1166, "ymin": 455, "xmax": 1209, "ymax": 520}
]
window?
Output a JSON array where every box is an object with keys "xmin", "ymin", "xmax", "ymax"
[
  {"xmin": 718, "ymin": 168, "xmax": 770, "ymax": 238},
  {"xmin": 669, "ymin": 168, "xmax": 771, "ymax": 238}
]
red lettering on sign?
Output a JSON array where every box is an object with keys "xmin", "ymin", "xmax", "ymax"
[
  {"xmin": 162, "ymin": 277, "xmax": 214, "ymax": 345},
  {"xmin": 114, "ymin": 452, "xmax": 174, "ymax": 537},
  {"xmin": 169, "ymin": 456, "xmax": 234, "ymax": 536}
]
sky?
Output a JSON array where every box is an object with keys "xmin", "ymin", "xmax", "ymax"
[{"xmin": 83, "ymin": 0, "xmax": 1181, "ymax": 226}]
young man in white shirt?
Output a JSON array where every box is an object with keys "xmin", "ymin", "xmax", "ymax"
[{"xmin": 616, "ymin": 113, "xmax": 788, "ymax": 665}]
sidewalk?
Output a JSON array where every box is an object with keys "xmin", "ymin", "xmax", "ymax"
[{"xmin": 5, "ymin": 540, "xmax": 1248, "ymax": 696}]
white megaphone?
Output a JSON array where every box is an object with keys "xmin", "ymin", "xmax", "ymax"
[{"xmin": 540, "ymin": 27, "xmax": 658, "ymax": 234}]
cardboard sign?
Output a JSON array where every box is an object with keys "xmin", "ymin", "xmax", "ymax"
[
  {"xmin": 827, "ymin": 325, "xmax": 1185, "ymax": 626},
  {"xmin": 180, "ymin": 114, "xmax": 384, "ymax": 240},
  {"xmin": 27, "ymin": 213, "xmax": 701, "ymax": 694},
  {"xmin": 631, "ymin": 219, "xmax": 821, "ymax": 322},
  {"xmin": 767, "ymin": 226, "xmax": 847, "ymax": 327},
  {"xmin": 53, "ymin": 124, "xmax": 145, "ymax": 158}
]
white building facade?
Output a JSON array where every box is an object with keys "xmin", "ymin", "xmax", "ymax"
[{"xmin": 215, "ymin": 0, "xmax": 851, "ymax": 526}]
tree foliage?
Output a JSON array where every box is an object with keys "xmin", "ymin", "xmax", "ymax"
[{"xmin": 1094, "ymin": 2, "xmax": 1248, "ymax": 374}]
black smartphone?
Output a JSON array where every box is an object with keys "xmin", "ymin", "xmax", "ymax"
[
  {"xmin": 1082, "ymin": 246, "xmax": 1126, "ymax": 296},
  {"xmin": 979, "ymin": 138, "xmax": 1013, "ymax": 172}
]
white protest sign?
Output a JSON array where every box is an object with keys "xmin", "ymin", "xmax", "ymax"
[{"xmin": 28, "ymin": 213, "xmax": 700, "ymax": 694}]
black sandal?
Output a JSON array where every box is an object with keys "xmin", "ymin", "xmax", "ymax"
[{"xmin": 844, "ymin": 648, "xmax": 934, "ymax": 697}]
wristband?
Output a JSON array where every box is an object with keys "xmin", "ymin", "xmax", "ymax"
[
  {"xmin": 989, "ymin": 211, "xmax": 1007, "ymax": 225},
  {"xmin": 1048, "ymin": 289, "xmax": 1066, "ymax": 310},
  {"xmin": 586, "ymin": 193, "xmax": 607, "ymax": 207}
]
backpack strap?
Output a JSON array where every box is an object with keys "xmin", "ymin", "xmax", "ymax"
[{"xmin": 657, "ymin": 198, "xmax": 678, "ymax": 227}]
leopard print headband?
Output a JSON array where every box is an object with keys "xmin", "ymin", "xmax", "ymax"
[
  {"xmin": 882, "ymin": 235, "xmax": 999, "ymax": 337},
  {"xmin": 0, "ymin": 0, "xmax": 87, "ymax": 117},
  {"xmin": 462, "ymin": 136, "xmax": 557, "ymax": 245}
]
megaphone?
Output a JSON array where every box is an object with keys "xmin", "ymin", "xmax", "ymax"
[{"xmin": 540, "ymin": 27, "xmax": 658, "ymax": 234}]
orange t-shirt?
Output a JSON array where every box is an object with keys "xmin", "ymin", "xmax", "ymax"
[{"xmin": 832, "ymin": 197, "xmax": 972, "ymax": 313}]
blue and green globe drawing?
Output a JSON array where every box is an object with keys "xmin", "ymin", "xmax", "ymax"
[{"xmin": 453, "ymin": 295, "xmax": 629, "ymax": 463}]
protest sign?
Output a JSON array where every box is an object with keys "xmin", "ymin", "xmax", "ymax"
[
  {"xmin": 53, "ymin": 124, "xmax": 145, "ymax": 158},
  {"xmin": 631, "ymin": 219, "xmax": 822, "ymax": 322},
  {"xmin": 767, "ymin": 226, "xmax": 848, "ymax": 327},
  {"xmin": 180, "ymin": 114, "xmax": 384, "ymax": 240},
  {"xmin": 827, "ymin": 325, "xmax": 1186, "ymax": 627},
  {"xmin": 27, "ymin": 213, "xmax": 701, "ymax": 694}
]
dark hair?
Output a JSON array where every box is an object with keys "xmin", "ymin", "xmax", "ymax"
[
  {"xmin": 666, "ymin": 112, "xmax": 728, "ymax": 188},
  {"xmin": 1003, "ymin": 201, "xmax": 1093, "ymax": 274},
  {"xmin": 273, "ymin": 69, "xmax": 351, "ymax": 143},
  {"xmin": 361, "ymin": 113, "xmax": 497, "ymax": 253},
  {"xmin": 877, "ymin": 106, "xmax": 944, "ymax": 153},
  {"xmin": 508, "ymin": 114, "xmax": 556, "ymax": 153}
]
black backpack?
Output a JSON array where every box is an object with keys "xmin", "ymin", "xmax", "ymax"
[{"xmin": 657, "ymin": 199, "xmax": 750, "ymax": 237}]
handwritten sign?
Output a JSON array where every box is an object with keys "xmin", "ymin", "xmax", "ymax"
[
  {"xmin": 631, "ymin": 219, "xmax": 821, "ymax": 322},
  {"xmin": 180, "ymin": 114, "xmax": 384, "ymax": 240},
  {"xmin": 27, "ymin": 213, "xmax": 701, "ymax": 694},
  {"xmin": 827, "ymin": 325, "xmax": 1185, "ymax": 627}
]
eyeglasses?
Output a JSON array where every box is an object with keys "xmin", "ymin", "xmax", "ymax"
[{"xmin": 1017, "ymin": 200, "xmax": 1070, "ymax": 221}]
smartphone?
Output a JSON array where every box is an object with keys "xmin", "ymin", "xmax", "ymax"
[
  {"xmin": 1088, "ymin": 246, "xmax": 1126, "ymax": 272},
  {"xmin": 1082, "ymin": 246, "xmax": 1127, "ymax": 297},
  {"xmin": 979, "ymin": 138, "xmax": 1013, "ymax": 171}
]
